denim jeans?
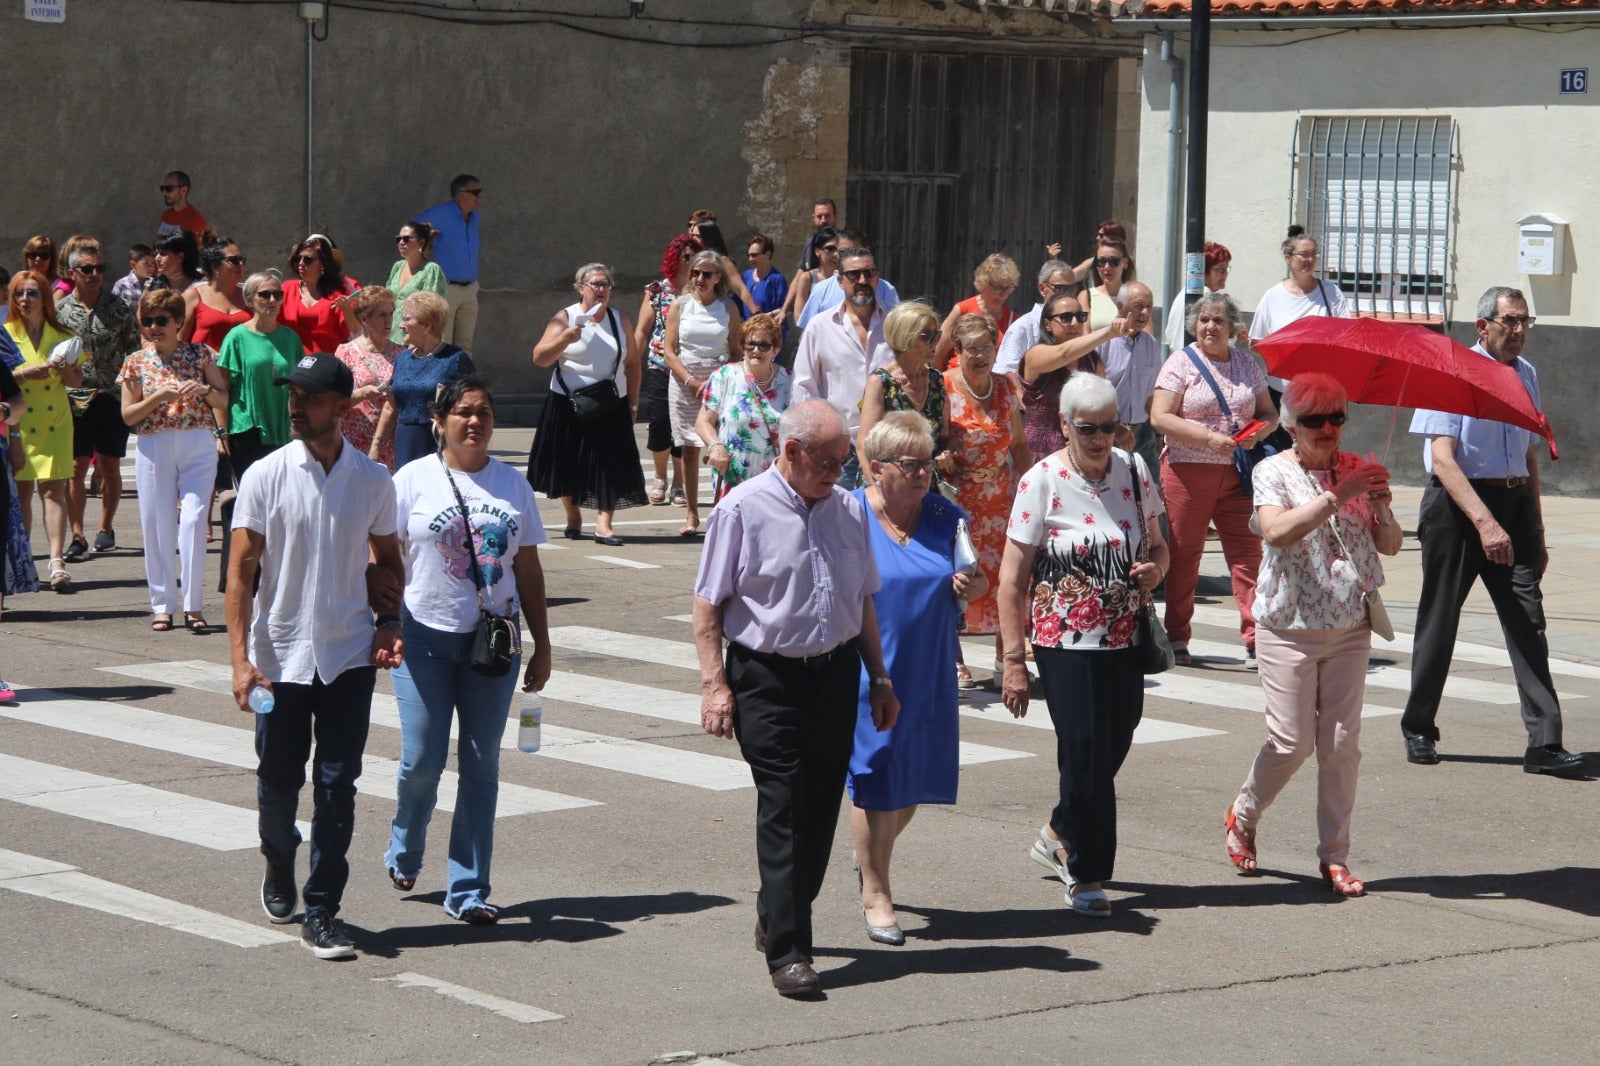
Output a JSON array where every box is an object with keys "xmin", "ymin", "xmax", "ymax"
[{"xmin": 384, "ymin": 614, "xmax": 519, "ymax": 915}]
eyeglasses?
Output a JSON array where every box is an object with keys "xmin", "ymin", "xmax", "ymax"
[
  {"xmin": 989, "ymin": 283, "xmax": 1017, "ymax": 297},
  {"xmin": 223, "ymin": 255, "xmax": 246, "ymax": 267},
  {"xmin": 882, "ymin": 457, "xmax": 935, "ymax": 477},
  {"xmin": 747, "ymin": 249, "xmax": 768, "ymax": 258},
  {"xmin": 1070, "ymin": 420, "xmax": 1122, "ymax": 438},
  {"xmin": 76, "ymin": 264, "xmax": 108, "ymax": 275},
  {"xmin": 254, "ymin": 290, "xmax": 284, "ymax": 301},
  {"xmin": 802, "ymin": 445, "xmax": 847, "ymax": 473},
  {"xmin": 294, "ymin": 254, "xmax": 319, "ymax": 266},
  {"xmin": 584, "ymin": 279, "xmax": 614, "ymax": 289},
  {"xmin": 395, "ymin": 234, "xmax": 416, "ymax": 243},
  {"xmin": 743, "ymin": 340, "xmax": 776, "ymax": 352},
  {"xmin": 1045, "ymin": 310, "xmax": 1089, "ymax": 324},
  {"xmin": 14, "ymin": 290, "xmax": 42, "ymax": 300},
  {"xmin": 1490, "ymin": 314, "xmax": 1536, "ymax": 331},
  {"xmin": 916, "ymin": 330, "xmax": 941, "ymax": 345},
  {"xmin": 1096, "ymin": 256, "xmax": 1123, "ymax": 268},
  {"xmin": 159, "ymin": 184, "xmax": 180, "ymax": 193},
  {"xmin": 1044, "ymin": 282, "xmax": 1076, "ymax": 296},
  {"xmin": 139, "ymin": 315, "xmax": 173, "ymax": 328},
  {"xmin": 1297, "ymin": 412, "xmax": 1347, "ymax": 429},
  {"xmin": 841, "ymin": 268, "xmax": 877, "ymax": 282},
  {"xmin": 690, "ymin": 270, "xmax": 718, "ymax": 280},
  {"xmin": 1291, "ymin": 251, "xmax": 1320, "ymax": 261}
]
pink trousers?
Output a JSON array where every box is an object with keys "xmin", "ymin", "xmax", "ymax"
[{"xmin": 1233, "ymin": 624, "xmax": 1371, "ymax": 865}]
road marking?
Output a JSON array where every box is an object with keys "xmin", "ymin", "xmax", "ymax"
[
  {"xmin": 585, "ymin": 554, "xmax": 661, "ymax": 569},
  {"xmin": 91, "ymin": 668, "xmax": 597, "ymax": 816},
  {"xmin": 374, "ymin": 972, "xmax": 563, "ymax": 1024},
  {"xmin": 0, "ymin": 751, "xmax": 272, "ymax": 851},
  {"xmin": 0, "ymin": 848, "xmax": 296, "ymax": 948}
]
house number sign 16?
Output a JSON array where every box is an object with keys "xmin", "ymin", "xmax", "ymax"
[{"xmin": 1560, "ymin": 68, "xmax": 1588, "ymax": 95}]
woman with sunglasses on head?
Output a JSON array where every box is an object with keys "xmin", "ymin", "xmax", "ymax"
[
  {"xmin": 20, "ymin": 236, "xmax": 66, "ymax": 299},
  {"xmin": 280, "ymin": 234, "xmax": 356, "ymax": 355},
  {"xmin": 936, "ymin": 253, "xmax": 1021, "ymax": 370},
  {"xmin": 696, "ymin": 313, "xmax": 792, "ymax": 503},
  {"xmin": 528, "ymin": 263, "xmax": 646, "ymax": 545},
  {"xmin": 1020, "ymin": 292, "xmax": 1125, "ymax": 464},
  {"xmin": 633, "ymin": 235, "xmax": 699, "ymax": 507},
  {"xmin": 118, "ymin": 289, "xmax": 229, "ymax": 631},
  {"xmin": 5, "ymin": 272, "xmax": 80, "ymax": 592},
  {"xmin": 1087, "ymin": 236, "xmax": 1136, "ymax": 331},
  {"xmin": 149, "ymin": 231, "xmax": 203, "ymax": 296},
  {"xmin": 1150, "ymin": 292, "xmax": 1279, "ymax": 668},
  {"xmin": 334, "ymin": 286, "xmax": 401, "ymax": 470},
  {"xmin": 663, "ymin": 250, "xmax": 741, "ymax": 537},
  {"xmin": 999, "ymin": 373, "xmax": 1169, "ymax": 918},
  {"xmin": 385, "ymin": 221, "xmax": 447, "ymax": 346},
  {"xmin": 858, "ymin": 301, "xmax": 950, "ymax": 479},
  {"xmin": 1224, "ymin": 373, "xmax": 1398, "ymax": 898},
  {"xmin": 186, "ymin": 237, "xmax": 251, "ymax": 350},
  {"xmin": 778, "ymin": 225, "xmax": 839, "ymax": 332}
]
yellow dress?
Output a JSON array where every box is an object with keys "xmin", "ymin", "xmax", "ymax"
[{"xmin": 4, "ymin": 320, "xmax": 75, "ymax": 483}]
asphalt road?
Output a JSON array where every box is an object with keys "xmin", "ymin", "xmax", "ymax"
[{"xmin": 2, "ymin": 427, "xmax": 1596, "ymax": 1065}]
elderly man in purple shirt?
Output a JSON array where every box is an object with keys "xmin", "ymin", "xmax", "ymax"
[{"xmin": 694, "ymin": 399, "xmax": 899, "ymax": 999}]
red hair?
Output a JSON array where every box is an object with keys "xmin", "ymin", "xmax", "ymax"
[
  {"xmin": 1204, "ymin": 240, "xmax": 1232, "ymax": 269},
  {"xmin": 659, "ymin": 234, "xmax": 700, "ymax": 283},
  {"xmin": 1095, "ymin": 219, "xmax": 1126, "ymax": 243},
  {"xmin": 1283, "ymin": 372, "xmax": 1347, "ymax": 423},
  {"xmin": 7, "ymin": 271, "xmax": 64, "ymax": 331}
]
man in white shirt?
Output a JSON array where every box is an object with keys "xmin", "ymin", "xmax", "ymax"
[
  {"xmin": 995, "ymin": 259, "xmax": 1076, "ymax": 377},
  {"xmin": 791, "ymin": 248, "xmax": 890, "ymax": 488},
  {"xmin": 227, "ymin": 353, "xmax": 406, "ymax": 960}
]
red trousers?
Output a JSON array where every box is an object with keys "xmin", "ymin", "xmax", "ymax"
[{"xmin": 1160, "ymin": 459, "xmax": 1260, "ymax": 649}]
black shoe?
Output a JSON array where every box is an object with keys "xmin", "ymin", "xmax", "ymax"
[
  {"xmin": 63, "ymin": 537, "xmax": 89, "ymax": 563},
  {"xmin": 300, "ymin": 910, "xmax": 355, "ymax": 959},
  {"xmin": 261, "ymin": 863, "xmax": 296, "ymax": 924},
  {"xmin": 771, "ymin": 961, "xmax": 821, "ymax": 998},
  {"xmin": 1523, "ymin": 745, "xmax": 1589, "ymax": 779},
  {"xmin": 593, "ymin": 533, "xmax": 625, "ymax": 547},
  {"xmin": 92, "ymin": 530, "xmax": 116, "ymax": 553},
  {"xmin": 1404, "ymin": 734, "xmax": 1440, "ymax": 765}
]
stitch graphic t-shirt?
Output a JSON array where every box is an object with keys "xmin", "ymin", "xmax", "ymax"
[{"xmin": 393, "ymin": 456, "xmax": 547, "ymax": 633}]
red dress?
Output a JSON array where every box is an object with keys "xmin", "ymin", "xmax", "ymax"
[
  {"xmin": 943, "ymin": 368, "xmax": 1020, "ymax": 634},
  {"xmin": 281, "ymin": 279, "xmax": 355, "ymax": 354},
  {"xmin": 945, "ymin": 295, "xmax": 1018, "ymax": 370}
]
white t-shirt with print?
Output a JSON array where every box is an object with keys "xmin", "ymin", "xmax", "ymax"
[{"xmin": 394, "ymin": 456, "xmax": 547, "ymax": 633}]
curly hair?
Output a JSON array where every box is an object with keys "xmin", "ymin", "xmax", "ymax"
[{"xmin": 659, "ymin": 234, "xmax": 701, "ymax": 284}]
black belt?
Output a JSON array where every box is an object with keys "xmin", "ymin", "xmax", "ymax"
[
  {"xmin": 1464, "ymin": 476, "xmax": 1530, "ymax": 490},
  {"xmin": 731, "ymin": 640, "xmax": 856, "ymax": 670},
  {"xmin": 446, "ymin": 279, "xmax": 476, "ymax": 286}
]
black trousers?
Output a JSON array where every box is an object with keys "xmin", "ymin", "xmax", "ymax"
[
  {"xmin": 728, "ymin": 641, "xmax": 860, "ymax": 972},
  {"xmin": 1036, "ymin": 645, "xmax": 1143, "ymax": 885},
  {"xmin": 1401, "ymin": 480, "xmax": 1562, "ymax": 747}
]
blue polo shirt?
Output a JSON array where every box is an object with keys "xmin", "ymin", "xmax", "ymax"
[
  {"xmin": 1409, "ymin": 343, "xmax": 1540, "ymax": 479},
  {"xmin": 416, "ymin": 200, "xmax": 479, "ymax": 285}
]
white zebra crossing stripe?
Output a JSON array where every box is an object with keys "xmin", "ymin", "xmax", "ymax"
[
  {"xmin": 585, "ymin": 554, "xmax": 661, "ymax": 569},
  {"xmin": 956, "ymin": 689, "xmax": 1226, "ymax": 744},
  {"xmin": 373, "ymin": 972, "xmax": 563, "ymax": 1024},
  {"xmin": 29, "ymin": 680, "xmax": 597, "ymax": 817},
  {"xmin": 0, "ymin": 849, "xmax": 296, "ymax": 948}
]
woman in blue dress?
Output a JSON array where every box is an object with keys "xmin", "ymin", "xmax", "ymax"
[
  {"xmin": 370, "ymin": 291, "xmax": 476, "ymax": 470},
  {"xmin": 849, "ymin": 410, "xmax": 986, "ymax": 945}
]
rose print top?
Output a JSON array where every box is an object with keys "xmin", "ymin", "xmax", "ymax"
[
  {"xmin": 1153, "ymin": 346, "xmax": 1267, "ymax": 464},
  {"xmin": 1007, "ymin": 449, "xmax": 1165, "ymax": 650},
  {"xmin": 645, "ymin": 278, "xmax": 678, "ymax": 373},
  {"xmin": 1252, "ymin": 451, "xmax": 1385, "ymax": 631},
  {"xmin": 701, "ymin": 362, "xmax": 792, "ymax": 493},
  {"xmin": 116, "ymin": 343, "xmax": 218, "ymax": 435}
]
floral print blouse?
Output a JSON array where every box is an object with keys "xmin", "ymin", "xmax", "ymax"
[
  {"xmin": 701, "ymin": 362, "xmax": 792, "ymax": 492},
  {"xmin": 116, "ymin": 343, "xmax": 218, "ymax": 435},
  {"xmin": 1252, "ymin": 451, "xmax": 1385, "ymax": 631},
  {"xmin": 1007, "ymin": 450, "xmax": 1164, "ymax": 650}
]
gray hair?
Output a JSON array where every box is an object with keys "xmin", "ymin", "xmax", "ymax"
[
  {"xmin": 1476, "ymin": 286, "xmax": 1526, "ymax": 321},
  {"xmin": 242, "ymin": 268, "xmax": 284, "ymax": 303},
  {"xmin": 839, "ymin": 246, "xmax": 874, "ymax": 271},
  {"xmin": 1184, "ymin": 291, "xmax": 1242, "ymax": 334},
  {"xmin": 1117, "ymin": 281, "xmax": 1153, "ymax": 309},
  {"xmin": 862, "ymin": 411, "xmax": 934, "ymax": 463},
  {"xmin": 572, "ymin": 262, "xmax": 613, "ymax": 291},
  {"xmin": 67, "ymin": 243, "xmax": 103, "ymax": 269},
  {"xmin": 778, "ymin": 400, "xmax": 845, "ymax": 451},
  {"xmin": 1058, "ymin": 373, "xmax": 1119, "ymax": 424},
  {"xmin": 1037, "ymin": 258, "xmax": 1073, "ymax": 286},
  {"xmin": 685, "ymin": 250, "xmax": 727, "ymax": 299}
]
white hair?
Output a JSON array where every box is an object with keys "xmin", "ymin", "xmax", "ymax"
[
  {"xmin": 1058, "ymin": 373, "xmax": 1119, "ymax": 423},
  {"xmin": 778, "ymin": 400, "xmax": 845, "ymax": 451}
]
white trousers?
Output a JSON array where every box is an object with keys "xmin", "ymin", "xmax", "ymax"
[{"xmin": 135, "ymin": 428, "xmax": 214, "ymax": 615}]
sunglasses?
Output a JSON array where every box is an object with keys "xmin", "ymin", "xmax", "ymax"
[
  {"xmin": 1046, "ymin": 310, "xmax": 1089, "ymax": 324},
  {"xmin": 294, "ymin": 254, "xmax": 319, "ymax": 266},
  {"xmin": 15, "ymin": 290, "xmax": 42, "ymax": 300},
  {"xmin": 395, "ymin": 234, "xmax": 416, "ymax": 243},
  {"xmin": 841, "ymin": 268, "xmax": 877, "ymax": 282},
  {"xmin": 462, "ymin": 188, "xmax": 483, "ymax": 196},
  {"xmin": 882, "ymin": 457, "xmax": 935, "ymax": 477},
  {"xmin": 802, "ymin": 445, "xmax": 847, "ymax": 473},
  {"xmin": 159, "ymin": 184, "xmax": 180, "ymax": 192},
  {"xmin": 77, "ymin": 264, "xmax": 108, "ymax": 275},
  {"xmin": 1297, "ymin": 412, "xmax": 1347, "ymax": 429},
  {"xmin": 819, "ymin": 244, "xmax": 840, "ymax": 254},
  {"xmin": 916, "ymin": 330, "xmax": 941, "ymax": 345},
  {"xmin": 140, "ymin": 315, "xmax": 173, "ymax": 328},
  {"xmin": 1096, "ymin": 256, "xmax": 1123, "ymax": 268},
  {"xmin": 1071, "ymin": 420, "xmax": 1122, "ymax": 438},
  {"xmin": 743, "ymin": 341, "xmax": 776, "ymax": 353},
  {"xmin": 690, "ymin": 269, "xmax": 718, "ymax": 280},
  {"xmin": 255, "ymin": 290, "xmax": 284, "ymax": 301},
  {"xmin": 25, "ymin": 252, "xmax": 50, "ymax": 261},
  {"xmin": 223, "ymin": 255, "xmax": 247, "ymax": 267}
]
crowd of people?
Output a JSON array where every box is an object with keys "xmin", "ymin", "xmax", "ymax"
[{"xmin": 0, "ymin": 178, "xmax": 1582, "ymax": 989}]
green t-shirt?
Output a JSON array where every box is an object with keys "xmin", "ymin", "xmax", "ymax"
[{"xmin": 216, "ymin": 326, "xmax": 303, "ymax": 445}]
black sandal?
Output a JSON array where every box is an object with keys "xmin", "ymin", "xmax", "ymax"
[
  {"xmin": 151, "ymin": 614, "xmax": 174, "ymax": 632},
  {"xmin": 387, "ymin": 866, "xmax": 416, "ymax": 892},
  {"xmin": 184, "ymin": 614, "xmax": 211, "ymax": 634}
]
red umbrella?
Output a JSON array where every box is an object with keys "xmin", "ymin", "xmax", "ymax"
[{"xmin": 1254, "ymin": 316, "xmax": 1558, "ymax": 460}]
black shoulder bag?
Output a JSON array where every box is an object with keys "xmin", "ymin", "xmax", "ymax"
[
  {"xmin": 440, "ymin": 457, "xmax": 520, "ymax": 676},
  {"xmin": 555, "ymin": 308, "xmax": 625, "ymax": 422}
]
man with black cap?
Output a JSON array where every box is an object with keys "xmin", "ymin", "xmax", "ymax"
[{"xmin": 227, "ymin": 352, "xmax": 407, "ymax": 959}]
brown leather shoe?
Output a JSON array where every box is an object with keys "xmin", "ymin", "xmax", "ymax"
[
  {"xmin": 754, "ymin": 918, "xmax": 766, "ymax": 953},
  {"xmin": 771, "ymin": 961, "xmax": 820, "ymax": 997}
]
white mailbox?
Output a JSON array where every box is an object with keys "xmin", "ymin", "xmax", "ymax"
[{"xmin": 1517, "ymin": 213, "xmax": 1567, "ymax": 276}]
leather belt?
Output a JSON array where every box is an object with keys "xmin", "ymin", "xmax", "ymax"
[
  {"xmin": 1467, "ymin": 476, "xmax": 1529, "ymax": 490},
  {"xmin": 955, "ymin": 465, "xmax": 1005, "ymax": 483},
  {"xmin": 732, "ymin": 640, "xmax": 856, "ymax": 669},
  {"xmin": 446, "ymin": 280, "xmax": 476, "ymax": 286}
]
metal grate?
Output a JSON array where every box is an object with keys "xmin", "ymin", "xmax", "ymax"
[
  {"xmin": 847, "ymin": 48, "xmax": 1110, "ymax": 313},
  {"xmin": 1289, "ymin": 116, "xmax": 1459, "ymax": 325}
]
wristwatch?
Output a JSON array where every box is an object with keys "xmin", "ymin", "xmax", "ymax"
[{"xmin": 869, "ymin": 676, "xmax": 893, "ymax": 689}]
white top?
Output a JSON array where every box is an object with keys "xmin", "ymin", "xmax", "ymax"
[
  {"xmin": 552, "ymin": 301, "xmax": 625, "ymax": 394},
  {"xmin": 791, "ymin": 301, "xmax": 891, "ymax": 434},
  {"xmin": 675, "ymin": 295, "xmax": 733, "ymax": 375},
  {"xmin": 1248, "ymin": 280, "xmax": 1352, "ymax": 388},
  {"xmin": 996, "ymin": 303, "xmax": 1044, "ymax": 377},
  {"xmin": 233, "ymin": 439, "xmax": 398, "ymax": 685},
  {"xmin": 1098, "ymin": 331, "xmax": 1163, "ymax": 424},
  {"xmin": 1163, "ymin": 287, "xmax": 1224, "ymax": 352},
  {"xmin": 394, "ymin": 455, "xmax": 547, "ymax": 633}
]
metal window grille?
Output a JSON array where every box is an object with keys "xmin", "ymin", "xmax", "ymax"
[{"xmin": 1289, "ymin": 117, "xmax": 1459, "ymax": 324}]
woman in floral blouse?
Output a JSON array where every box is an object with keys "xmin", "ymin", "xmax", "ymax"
[
  {"xmin": 696, "ymin": 313, "xmax": 791, "ymax": 500},
  {"xmin": 1224, "ymin": 373, "xmax": 1399, "ymax": 898},
  {"xmin": 333, "ymin": 286, "xmax": 399, "ymax": 469},
  {"xmin": 998, "ymin": 373, "xmax": 1169, "ymax": 918}
]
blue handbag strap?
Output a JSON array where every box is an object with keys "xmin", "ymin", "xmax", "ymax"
[{"xmin": 1182, "ymin": 345, "xmax": 1239, "ymax": 430}]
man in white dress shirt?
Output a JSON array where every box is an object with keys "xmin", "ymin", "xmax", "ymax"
[{"xmin": 996, "ymin": 259, "xmax": 1077, "ymax": 377}]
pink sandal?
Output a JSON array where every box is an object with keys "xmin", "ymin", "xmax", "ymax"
[
  {"xmin": 1321, "ymin": 863, "xmax": 1366, "ymax": 898},
  {"xmin": 1224, "ymin": 804, "xmax": 1258, "ymax": 875}
]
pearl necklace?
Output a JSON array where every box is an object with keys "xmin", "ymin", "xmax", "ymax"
[
  {"xmin": 956, "ymin": 367, "xmax": 993, "ymax": 402},
  {"xmin": 1065, "ymin": 445, "xmax": 1110, "ymax": 491}
]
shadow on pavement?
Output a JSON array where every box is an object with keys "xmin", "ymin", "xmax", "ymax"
[
  {"xmin": 1365, "ymin": 866, "xmax": 1600, "ymax": 918},
  {"xmin": 3, "ymin": 606, "xmax": 148, "ymax": 623},
  {"xmin": 895, "ymin": 901, "xmax": 1157, "ymax": 941},
  {"xmin": 1111, "ymin": 876, "xmax": 1346, "ymax": 910},
  {"xmin": 816, "ymin": 942, "xmax": 1096, "ymax": 990},
  {"xmin": 1435, "ymin": 753, "xmax": 1524, "ymax": 766},
  {"xmin": 25, "ymin": 683, "xmax": 172, "ymax": 703}
]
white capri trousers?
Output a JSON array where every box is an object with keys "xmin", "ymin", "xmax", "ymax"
[{"xmin": 134, "ymin": 427, "xmax": 215, "ymax": 616}]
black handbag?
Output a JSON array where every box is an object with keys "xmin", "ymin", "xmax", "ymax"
[
  {"xmin": 1129, "ymin": 463, "xmax": 1174, "ymax": 675},
  {"xmin": 556, "ymin": 308, "xmax": 625, "ymax": 422},
  {"xmin": 440, "ymin": 457, "xmax": 520, "ymax": 676},
  {"xmin": 1183, "ymin": 345, "xmax": 1277, "ymax": 496}
]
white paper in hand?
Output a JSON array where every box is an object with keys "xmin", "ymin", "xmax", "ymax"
[{"xmin": 48, "ymin": 336, "xmax": 84, "ymax": 367}]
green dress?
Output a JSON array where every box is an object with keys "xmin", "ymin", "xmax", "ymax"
[{"xmin": 385, "ymin": 260, "xmax": 447, "ymax": 344}]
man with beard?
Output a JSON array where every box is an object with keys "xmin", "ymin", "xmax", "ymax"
[
  {"xmin": 792, "ymin": 247, "xmax": 890, "ymax": 489},
  {"xmin": 228, "ymin": 353, "xmax": 408, "ymax": 957},
  {"xmin": 1401, "ymin": 287, "xmax": 1585, "ymax": 778}
]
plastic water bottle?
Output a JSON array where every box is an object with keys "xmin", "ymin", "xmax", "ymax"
[
  {"xmin": 248, "ymin": 685, "xmax": 275, "ymax": 715},
  {"xmin": 518, "ymin": 693, "xmax": 542, "ymax": 753}
]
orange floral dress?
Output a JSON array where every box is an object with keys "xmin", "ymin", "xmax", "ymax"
[{"xmin": 944, "ymin": 369, "xmax": 1020, "ymax": 634}]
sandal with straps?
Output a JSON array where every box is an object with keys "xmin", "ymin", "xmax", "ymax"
[
  {"xmin": 1029, "ymin": 824, "xmax": 1074, "ymax": 886},
  {"xmin": 1067, "ymin": 881, "xmax": 1112, "ymax": 918},
  {"xmin": 49, "ymin": 559, "xmax": 72, "ymax": 593},
  {"xmin": 647, "ymin": 477, "xmax": 667, "ymax": 505},
  {"xmin": 1224, "ymin": 804, "xmax": 1259, "ymax": 875},
  {"xmin": 1321, "ymin": 862, "xmax": 1367, "ymax": 898}
]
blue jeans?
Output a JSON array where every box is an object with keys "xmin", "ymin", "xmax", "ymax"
[
  {"xmin": 837, "ymin": 443, "xmax": 863, "ymax": 490},
  {"xmin": 384, "ymin": 615, "xmax": 519, "ymax": 915}
]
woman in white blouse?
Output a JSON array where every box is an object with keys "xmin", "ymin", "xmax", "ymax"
[{"xmin": 1223, "ymin": 373, "xmax": 1400, "ymax": 898}]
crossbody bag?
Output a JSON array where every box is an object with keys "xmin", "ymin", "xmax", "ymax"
[
  {"xmin": 439, "ymin": 456, "xmax": 521, "ymax": 675},
  {"xmin": 555, "ymin": 308, "xmax": 625, "ymax": 422},
  {"xmin": 1183, "ymin": 345, "xmax": 1278, "ymax": 496}
]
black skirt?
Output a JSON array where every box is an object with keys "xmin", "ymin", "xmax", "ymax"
[{"xmin": 527, "ymin": 392, "xmax": 649, "ymax": 511}]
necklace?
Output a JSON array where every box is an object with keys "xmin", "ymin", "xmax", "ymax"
[
  {"xmin": 870, "ymin": 490, "xmax": 919, "ymax": 546},
  {"xmin": 1065, "ymin": 445, "xmax": 1110, "ymax": 491},
  {"xmin": 956, "ymin": 366, "xmax": 993, "ymax": 402}
]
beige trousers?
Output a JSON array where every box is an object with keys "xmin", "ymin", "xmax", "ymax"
[
  {"xmin": 1233, "ymin": 623, "xmax": 1371, "ymax": 865},
  {"xmin": 443, "ymin": 280, "xmax": 479, "ymax": 352}
]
